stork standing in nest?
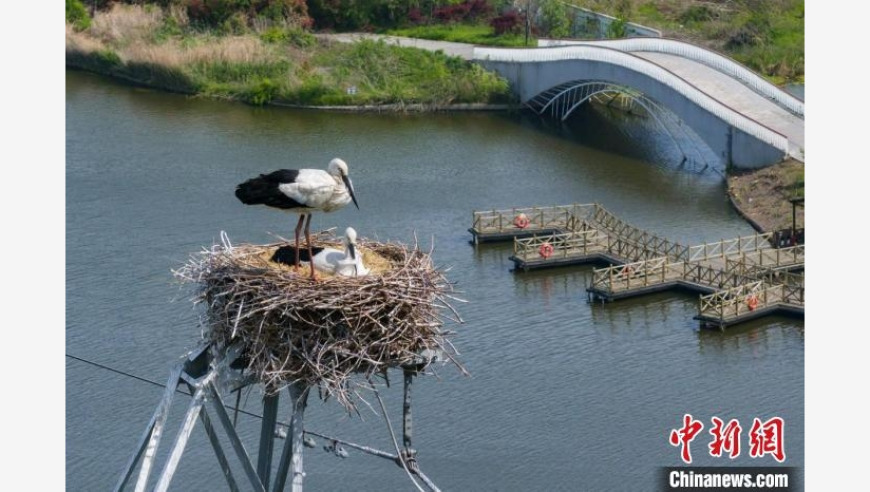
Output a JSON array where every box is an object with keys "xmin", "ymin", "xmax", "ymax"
[{"xmin": 235, "ymin": 158, "xmax": 360, "ymax": 279}]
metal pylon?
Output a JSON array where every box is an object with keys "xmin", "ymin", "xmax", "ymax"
[
  {"xmin": 113, "ymin": 343, "xmax": 307, "ymax": 492},
  {"xmin": 114, "ymin": 343, "xmax": 445, "ymax": 492}
]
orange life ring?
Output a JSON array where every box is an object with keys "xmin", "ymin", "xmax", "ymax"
[
  {"xmin": 539, "ymin": 242, "xmax": 554, "ymax": 259},
  {"xmin": 746, "ymin": 295, "xmax": 759, "ymax": 311},
  {"xmin": 514, "ymin": 214, "xmax": 530, "ymax": 229}
]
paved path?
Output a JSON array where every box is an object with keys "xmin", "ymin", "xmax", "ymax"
[
  {"xmin": 635, "ymin": 52, "xmax": 804, "ymax": 157},
  {"xmin": 318, "ymin": 33, "xmax": 475, "ymax": 59}
]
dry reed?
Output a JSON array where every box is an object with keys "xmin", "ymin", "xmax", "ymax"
[{"xmin": 90, "ymin": 4, "xmax": 164, "ymax": 44}]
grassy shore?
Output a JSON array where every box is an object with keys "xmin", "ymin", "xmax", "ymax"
[
  {"xmin": 66, "ymin": 2, "xmax": 804, "ymax": 233},
  {"xmin": 386, "ymin": 24, "xmax": 528, "ymax": 47},
  {"xmin": 66, "ymin": 4, "xmax": 512, "ymax": 108},
  {"xmin": 569, "ymin": 0, "xmax": 804, "ymax": 84}
]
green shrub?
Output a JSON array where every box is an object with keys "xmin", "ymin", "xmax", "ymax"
[
  {"xmin": 191, "ymin": 59, "xmax": 290, "ymax": 84},
  {"xmin": 260, "ymin": 26, "xmax": 315, "ymax": 46},
  {"xmin": 606, "ymin": 18, "xmax": 627, "ymax": 38},
  {"xmin": 388, "ymin": 24, "xmax": 527, "ymax": 47},
  {"xmin": 245, "ymin": 78, "xmax": 280, "ymax": 105},
  {"xmin": 125, "ymin": 61, "xmax": 198, "ymax": 93},
  {"xmin": 153, "ymin": 14, "xmax": 184, "ymax": 43},
  {"xmin": 539, "ymin": 0, "xmax": 571, "ymax": 39},
  {"xmin": 94, "ymin": 49, "xmax": 122, "ymax": 71},
  {"xmin": 66, "ymin": 0, "xmax": 91, "ymax": 31},
  {"xmin": 679, "ymin": 5, "xmax": 715, "ymax": 25}
]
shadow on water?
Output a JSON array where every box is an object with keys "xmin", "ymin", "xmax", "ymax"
[{"xmin": 509, "ymin": 102, "xmax": 724, "ymax": 177}]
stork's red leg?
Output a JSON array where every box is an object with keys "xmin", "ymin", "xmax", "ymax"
[
  {"xmin": 304, "ymin": 214, "xmax": 316, "ymax": 280},
  {"xmin": 294, "ymin": 214, "xmax": 305, "ymax": 271}
]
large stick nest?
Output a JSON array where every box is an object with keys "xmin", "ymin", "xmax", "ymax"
[{"xmin": 174, "ymin": 232, "xmax": 465, "ymax": 411}]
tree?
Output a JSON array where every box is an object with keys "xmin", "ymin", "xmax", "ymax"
[{"xmin": 539, "ymin": 0, "xmax": 570, "ymax": 38}]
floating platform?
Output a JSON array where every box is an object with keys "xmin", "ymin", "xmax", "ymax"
[
  {"xmin": 469, "ymin": 204, "xmax": 588, "ymax": 244},
  {"xmin": 468, "ymin": 227, "xmax": 566, "ymax": 244},
  {"xmin": 471, "ymin": 203, "xmax": 805, "ymax": 329}
]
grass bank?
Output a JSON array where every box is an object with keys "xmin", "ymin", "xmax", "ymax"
[
  {"xmin": 387, "ymin": 24, "xmax": 528, "ymax": 47},
  {"xmin": 65, "ymin": 4, "xmax": 512, "ymax": 108}
]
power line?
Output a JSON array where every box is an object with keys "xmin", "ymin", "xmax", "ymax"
[{"xmin": 65, "ymin": 353, "xmax": 268, "ymax": 420}]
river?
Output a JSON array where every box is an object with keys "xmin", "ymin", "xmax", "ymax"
[{"xmin": 66, "ymin": 70, "xmax": 803, "ymax": 491}]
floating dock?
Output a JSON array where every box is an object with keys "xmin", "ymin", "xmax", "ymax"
[
  {"xmin": 470, "ymin": 203, "xmax": 804, "ymax": 329},
  {"xmin": 468, "ymin": 204, "xmax": 586, "ymax": 244}
]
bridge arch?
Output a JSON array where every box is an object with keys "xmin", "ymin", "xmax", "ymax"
[
  {"xmin": 474, "ymin": 45, "xmax": 791, "ymax": 169},
  {"xmin": 538, "ymin": 38, "xmax": 804, "ymax": 117},
  {"xmin": 526, "ymin": 80, "xmax": 714, "ymax": 167}
]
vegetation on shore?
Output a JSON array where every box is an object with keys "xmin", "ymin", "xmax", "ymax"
[
  {"xmin": 387, "ymin": 24, "xmax": 527, "ymax": 47},
  {"xmin": 66, "ymin": 2, "xmax": 804, "ymax": 232},
  {"xmin": 66, "ymin": 2, "xmax": 512, "ymax": 107},
  {"xmin": 568, "ymin": 0, "xmax": 804, "ymax": 84}
]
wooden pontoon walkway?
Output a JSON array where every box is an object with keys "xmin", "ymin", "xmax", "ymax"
[{"xmin": 470, "ymin": 203, "xmax": 804, "ymax": 329}]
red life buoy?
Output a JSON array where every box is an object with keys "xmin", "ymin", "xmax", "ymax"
[
  {"xmin": 514, "ymin": 214, "xmax": 530, "ymax": 229},
  {"xmin": 539, "ymin": 242, "xmax": 554, "ymax": 259},
  {"xmin": 746, "ymin": 295, "xmax": 759, "ymax": 311}
]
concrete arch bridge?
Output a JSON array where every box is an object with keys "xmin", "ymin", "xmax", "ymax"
[{"xmin": 473, "ymin": 38, "xmax": 804, "ymax": 169}]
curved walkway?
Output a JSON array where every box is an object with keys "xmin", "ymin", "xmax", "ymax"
[
  {"xmin": 321, "ymin": 33, "xmax": 804, "ymax": 162},
  {"xmin": 539, "ymin": 38, "xmax": 803, "ymax": 117}
]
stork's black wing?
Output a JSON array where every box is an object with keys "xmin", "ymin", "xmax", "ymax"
[{"xmin": 235, "ymin": 169, "xmax": 311, "ymax": 209}]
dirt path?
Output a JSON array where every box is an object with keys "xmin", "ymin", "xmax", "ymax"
[{"xmin": 727, "ymin": 158, "xmax": 804, "ymax": 232}]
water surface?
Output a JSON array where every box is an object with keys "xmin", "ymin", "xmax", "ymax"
[{"xmin": 66, "ymin": 70, "xmax": 803, "ymax": 491}]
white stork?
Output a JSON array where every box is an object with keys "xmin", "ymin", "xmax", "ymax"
[
  {"xmin": 235, "ymin": 158, "xmax": 359, "ymax": 279},
  {"xmin": 270, "ymin": 227, "xmax": 370, "ymax": 278},
  {"xmin": 310, "ymin": 227, "xmax": 370, "ymax": 277}
]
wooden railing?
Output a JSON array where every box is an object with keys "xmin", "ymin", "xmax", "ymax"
[
  {"xmin": 590, "ymin": 257, "xmax": 676, "ymax": 291},
  {"xmin": 592, "ymin": 255, "xmax": 761, "ymax": 293},
  {"xmin": 729, "ymin": 245, "xmax": 804, "ymax": 268},
  {"xmin": 472, "ymin": 203, "xmax": 595, "ymax": 234},
  {"xmin": 725, "ymin": 258, "xmax": 805, "ymax": 287},
  {"xmin": 782, "ymin": 283, "xmax": 805, "ymax": 305},
  {"xmin": 590, "ymin": 205, "xmax": 690, "ymax": 260},
  {"xmin": 686, "ymin": 233, "xmax": 774, "ymax": 262},
  {"xmin": 698, "ymin": 281, "xmax": 780, "ymax": 321},
  {"xmin": 512, "ymin": 229, "xmax": 608, "ymax": 261}
]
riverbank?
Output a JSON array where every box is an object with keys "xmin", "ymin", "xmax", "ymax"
[
  {"xmin": 65, "ymin": 3, "xmax": 803, "ymax": 234},
  {"xmin": 727, "ymin": 158, "xmax": 804, "ymax": 233},
  {"xmin": 65, "ymin": 4, "xmax": 512, "ymax": 109}
]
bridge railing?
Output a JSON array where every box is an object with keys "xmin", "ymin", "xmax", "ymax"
[
  {"xmin": 538, "ymin": 37, "xmax": 803, "ymax": 117},
  {"xmin": 512, "ymin": 229, "xmax": 607, "ymax": 261},
  {"xmin": 686, "ymin": 233, "xmax": 774, "ymax": 262},
  {"xmin": 471, "ymin": 204, "xmax": 594, "ymax": 234},
  {"xmin": 473, "ymin": 45, "xmax": 791, "ymax": 155}
]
